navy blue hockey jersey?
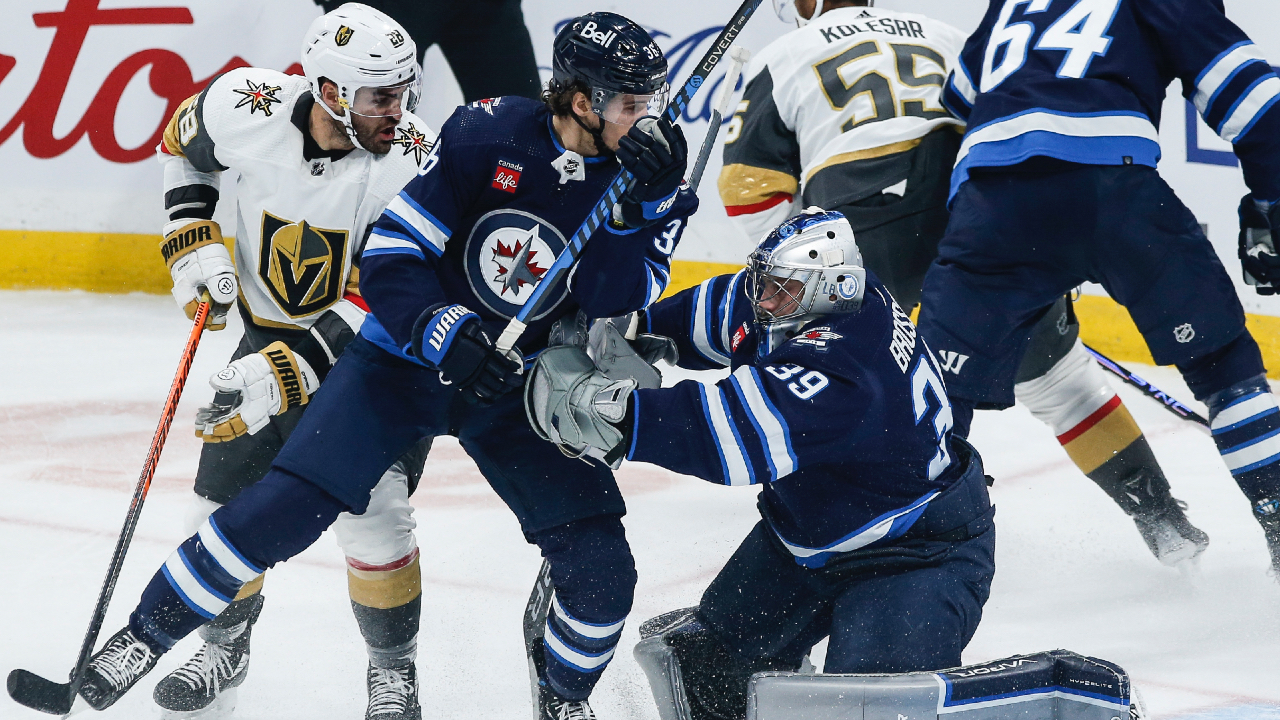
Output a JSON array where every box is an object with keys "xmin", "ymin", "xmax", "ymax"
[
  {"xmin": 358, "ymin": 96, "xmax": 698, "ymax": 362},
  {"xmin": 628, "ymin": 270, "xmax": 966, "ymax": 568},
  {"xmin": 943, "ymin": 0, "xmax": 1280, "ymax": 202}
]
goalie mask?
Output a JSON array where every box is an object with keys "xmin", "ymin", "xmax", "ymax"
[
  {"xmin": 746, "ymin": 208, "xmax": 866, "ymax": 353},
  {"xmin": 301, "ymin": 3, "xmax": 421, "ymax": 152}
]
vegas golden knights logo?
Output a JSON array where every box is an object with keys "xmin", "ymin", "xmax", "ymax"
[
  {"xmin": 259, "ymin": 212, "xmax": 349, "ymax": 318},
  {"xmin": 335, "ymin": 25, "xmax": 354, "ymax": 46}
]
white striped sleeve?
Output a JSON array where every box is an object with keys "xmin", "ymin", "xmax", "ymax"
[
  {"xmin": 731, "ymin": 366, "xmax": 797, "ymax": 481},
  {"xmin": 700, "ymin": 383, "xmax": 754, "ymax": 486},
  {"xmin": 1220, "ymin": 75, "xmax": 1280, "ymax": 143},
  {"xmin": 382, "ymin": 193, "xmax": 450, "ymax": 256},
  {"xmin": 719, "ymin": 272, "xmax": 743, "ymax": 354},
  {"xmin": 1194, "ymin": 42, "xmax": 1269, "ymax": 115},
  {"xmin": 692, "ymin": 279, "xmax": 730, "ymax": 366}
]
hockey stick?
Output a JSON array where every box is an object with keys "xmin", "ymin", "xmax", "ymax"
[
  {"xmin": 1083, "ymin": 344, "xmax": 1211, "ymax": 430},
  {"xmin": 522, "ymin": 559, "xmax": 555, "ymax": 717},
  {"xmin": 495, "ymin": 0, "xmax": 767, "ymax": 355},
  {"xmin": 688, "ymin": 45, "xmax": 751, "ymax": 190},
  {"xmin": 8, "ymin": 296, "xmax": 213, "ymax": 715}
]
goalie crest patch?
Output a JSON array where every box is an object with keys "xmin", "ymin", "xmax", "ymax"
[
  {"xmin": 793, "ymin": 327, "xmax": 842, "ymax": 350},
  {"xmin": 463, "ymin": 209, "xmax": 567, "ymax": 321}
]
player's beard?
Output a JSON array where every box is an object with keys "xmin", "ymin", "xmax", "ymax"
[{"xmin": 352, "ymin": 114, "xmax": 399, "ymax": 155}]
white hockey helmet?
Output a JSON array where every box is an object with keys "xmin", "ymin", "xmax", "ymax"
[
  {"xmin": 300, "ymin": 3, "xmax": 420, "ymax": 150},
  {"xmin": 745, "ymin": 207, "xmax": 866, "ymax": 336},
  {"xmin": 773, "ymin": 0, "xmax": 873, "ymax": 26}
]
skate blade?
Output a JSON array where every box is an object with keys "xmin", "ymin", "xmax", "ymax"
[
  {"xmin": 159, "ymin": 687, "xmax": 237, "ymax": 720},
  {"xmin": 62, "ymin": 695, "xmax": 91, "ymax": 718}
]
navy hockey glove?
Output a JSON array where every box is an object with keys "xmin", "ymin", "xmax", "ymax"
[
  {"xmin": 411, "ymin": 304, "xmax": 523, "ymax": 405},
  {"xmin": 1239, "ymin": 194, "xmax": 1280, "ymax": 295},
  {"xmin": 613, "ymin": 116, "xmax": 688, "ymax": 229}
]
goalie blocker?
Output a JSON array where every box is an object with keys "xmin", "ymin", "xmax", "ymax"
[{"xmin": 634, "ymin": 611, "xmax": 1141, "ymax": 720}]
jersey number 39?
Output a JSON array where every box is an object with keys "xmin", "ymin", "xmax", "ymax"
[{"xmin": 911, "ymin": 355, "xmax": 953, "ymax": 481}]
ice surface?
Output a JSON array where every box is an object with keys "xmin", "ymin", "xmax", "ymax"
[{"xmin": 0, "ymin": 291, "xmax": 1276, "ymax": 720}]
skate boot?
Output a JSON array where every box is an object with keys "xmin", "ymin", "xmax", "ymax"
[
  {"xmin": 538, "ymin": 682, "xmax": 596, "ymax": 720},
  {"xmin": 78, "ymin": 626, "xmax": 161, "ymax": 710},
  {"xmin": 366, "ymin": 662, "xmax": 421, "ymax": 720},
  {"xmin": 1133, "ymin": 499, "xmax": 1210, "ymax": 566},
  {"xmin": 1254, "ymin": 497, "xmax": 1280, "ymax": 577},
  {"xmin": 153, "ymin": 594, "xmax": 264, "ymax": 717}
]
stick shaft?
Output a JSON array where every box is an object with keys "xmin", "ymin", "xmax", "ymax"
[
  {"xmin": 1083, "ymin": 344, "xmax": 1210, "ymax": 429},
  {"xmin": 66, "ymin": 301, "xmax": 211, "ymax": 697},
  {"xmin": 496, "ymin": 0, "xmax": 766, "ymax": 354},
  {"xmin": 689, "ymin": 48, "xmax": 749, "ymax": 191}
]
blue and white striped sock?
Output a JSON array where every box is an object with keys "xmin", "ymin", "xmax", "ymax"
[
  {"xmin": 1208, "ymin": 376, "xmax": 1280, "ymax": 519},
  {"xmin": 540, "ymin": 593, "xmax": 626, "ymax": 701}
]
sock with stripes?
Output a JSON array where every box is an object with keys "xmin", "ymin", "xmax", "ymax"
[{"xmin": 1206, "ymin": 375, "xmax": 1280, "ymax": 541}]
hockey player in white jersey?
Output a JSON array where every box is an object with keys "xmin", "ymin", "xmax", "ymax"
[
  {"xmin": 153, "ymin": 4, "xmax": 434, "ymax": 718},
  {"xmin": 717, "ymin": 0, "xmax": 1208, "ymax": 566}
]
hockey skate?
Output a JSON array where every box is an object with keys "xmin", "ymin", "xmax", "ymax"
[
  {"xmin": 366, "ymin": 663, "xmax": 421, "ymax": 720},
  {"xmin": 538, "ymin": 682, "xmax": 596, "ymax": 720},
  {"xmin": 1254, "ymin": 498, "xmax": 1280, "ymax": 577},
  {"xmin": 153, "ymin": 594, "xmax": 263, "ymax": 718},
  {"xmin": 78, "ymin": 626, "xmax": 161, "ymax": 710},
  {"xmin": 1133, "ymin": 499, "xmax": 1209, "ymax": 567}
]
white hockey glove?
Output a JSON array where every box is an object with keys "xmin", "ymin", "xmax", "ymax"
[
  {"xmin": 1240, "ymin": 195, "xmax": 1280, "ymax": 295},
  {"xmin": 525, "ymin": 345, "xmax": 636, "ymax": 468},
  {"xmin": 161, "ymin": 219, "xmax": 237, "ymax": 329},
  {"xmin": 195, "ymin": 341, "xmax": 320, "ymax": 442}
]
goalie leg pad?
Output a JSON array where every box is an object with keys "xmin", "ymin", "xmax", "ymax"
[{"xmin": 747, "ymin": 650, "xmax": 1137, "ymax": 720}]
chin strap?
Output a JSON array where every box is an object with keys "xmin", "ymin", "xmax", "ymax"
[{"xmin": 571, "ymin": 111, "xmax": 612, "ymax": 157}]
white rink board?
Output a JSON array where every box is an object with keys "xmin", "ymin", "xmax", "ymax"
[
  {"xmin": 2, "ymin": 0, "xmax": 1280, "ymax": 316},
  {"xmin": 0, "ymin": 291, "xmax": 1278, "ymax": 720}
]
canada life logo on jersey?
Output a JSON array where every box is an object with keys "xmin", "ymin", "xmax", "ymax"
[{"xmin": 492, "ymin": 159, "xmax": 522, "ymax": 193}]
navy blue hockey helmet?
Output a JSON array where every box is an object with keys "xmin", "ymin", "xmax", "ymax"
[{"xmin": 551, "ymin": 13, "xmax": 669, "ymax": 124}]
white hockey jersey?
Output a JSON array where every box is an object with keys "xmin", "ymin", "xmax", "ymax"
[
  {"xmin": 159, "ymin": 66, "xmax": 436, "ymax": 330},
  {"xmin": 719, "ymin": 6, "xmax": 967, "ymax": 240}
]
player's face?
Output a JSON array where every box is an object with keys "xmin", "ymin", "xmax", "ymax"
[
  {"xmin": 596, "ymin": 90, "xmax": 667, "ymax": 151},
  {"xmin": 757, "ymin": 275, "xmax": 806, "ymax": 318},
  {"xmin": 349, "ymin": 82, "xmax": 412, "ymax": 154}
]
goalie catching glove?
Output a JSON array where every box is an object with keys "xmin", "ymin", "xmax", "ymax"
[
  {"xmin": 1239, "ymin": 194, "xmax": 1280, "ymax": 295},
  {"xmin": 161, "ymin": 219, "xmax": 237, "ymax": 329},
  {"xmin": 525, "ymin": 345, "xmax": 637, "ymax": 468},
  {"xmin": 196, "ymin": 341, "xmax": 319, "ymax": 442}
]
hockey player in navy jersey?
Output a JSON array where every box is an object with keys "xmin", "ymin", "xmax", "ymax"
[
  {"xmin": 527, "ymin": 209, "xmax": 995, "ymax": 720},
  {"xmin": 719, "ymin": 0, "xmax": 1207, "ymax": 566},
  {"xmin": 918, "ymin": 0, "xmax": 1280, "ymax": 574},
  {"xmin": 64, "ymin": 13, "xmax": 695, "ymax": 720}
]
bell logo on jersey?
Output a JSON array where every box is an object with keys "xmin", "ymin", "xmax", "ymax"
[
  {"xmin": 579, "ymin": 21, "xmax": 617, "ymax": 48},
  {"xmin": 334, "ymin": 25, "xmax": 354, "ymax": 46},
  {"xmin": 464, "ymin": 209, "xmax": 568, "ymax": 321},
  {"xmin": 259, "ymin": 212, "xmax": 349, "ymax": 318}
]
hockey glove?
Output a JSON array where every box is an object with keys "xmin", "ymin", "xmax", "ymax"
[
  {"xmin": 196, "ymin": 341, "xmax": 320, "ymax": 442},
  {"xmin": 411, "ymin": 304, "xmax": 523, "ymax": 406},
  {"xmin": 162, "ymin": 219, "xmax": 237, "ymax": 329},
  {"xmin": 613, "ymin": 116, "xmax": 688, "ymax": 229},
  {"xmin": 525, "ymin": 345, "xmax": 635, "ymax": 468},
  {"xmin": 1240, "ymin": 194, "xmax": 1280, "ymax": 295}
]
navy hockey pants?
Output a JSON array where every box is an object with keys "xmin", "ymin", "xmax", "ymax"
[
  {"xmin": 917, "ymin": 163, "xmax": 1264, "ymax": 411},
  {"xmin": 131, "ymin": 337, "xmax": 635, "ymax": 700}
]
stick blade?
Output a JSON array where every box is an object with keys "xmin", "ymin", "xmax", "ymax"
[{"xmin": 7, "ymin": 669, "xmax": 74, "ymax": 715}]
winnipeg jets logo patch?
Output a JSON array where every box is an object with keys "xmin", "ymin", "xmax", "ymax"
[
  {"xmin": 793, "ymin": 326, "xmax": 842, "ymax": 350},
  {"xmin": 391, "ymin": 123, "xmax": 433, "ymax": 165},
  {"xmin": 232, "ymin": 79, "xmax": 282, "ymax": 116},
  {"xmin": 464, "ymin": 209, "xmax": 567, "ymax": 320}
]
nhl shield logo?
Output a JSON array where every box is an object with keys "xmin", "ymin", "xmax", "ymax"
[
  {"xmin": 334, "ymin": 25, "xmax": 354, "ymax": 46},
  {"xmin": 464, "ymin": 209, "xmax": 567, "ymax": 320}
]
